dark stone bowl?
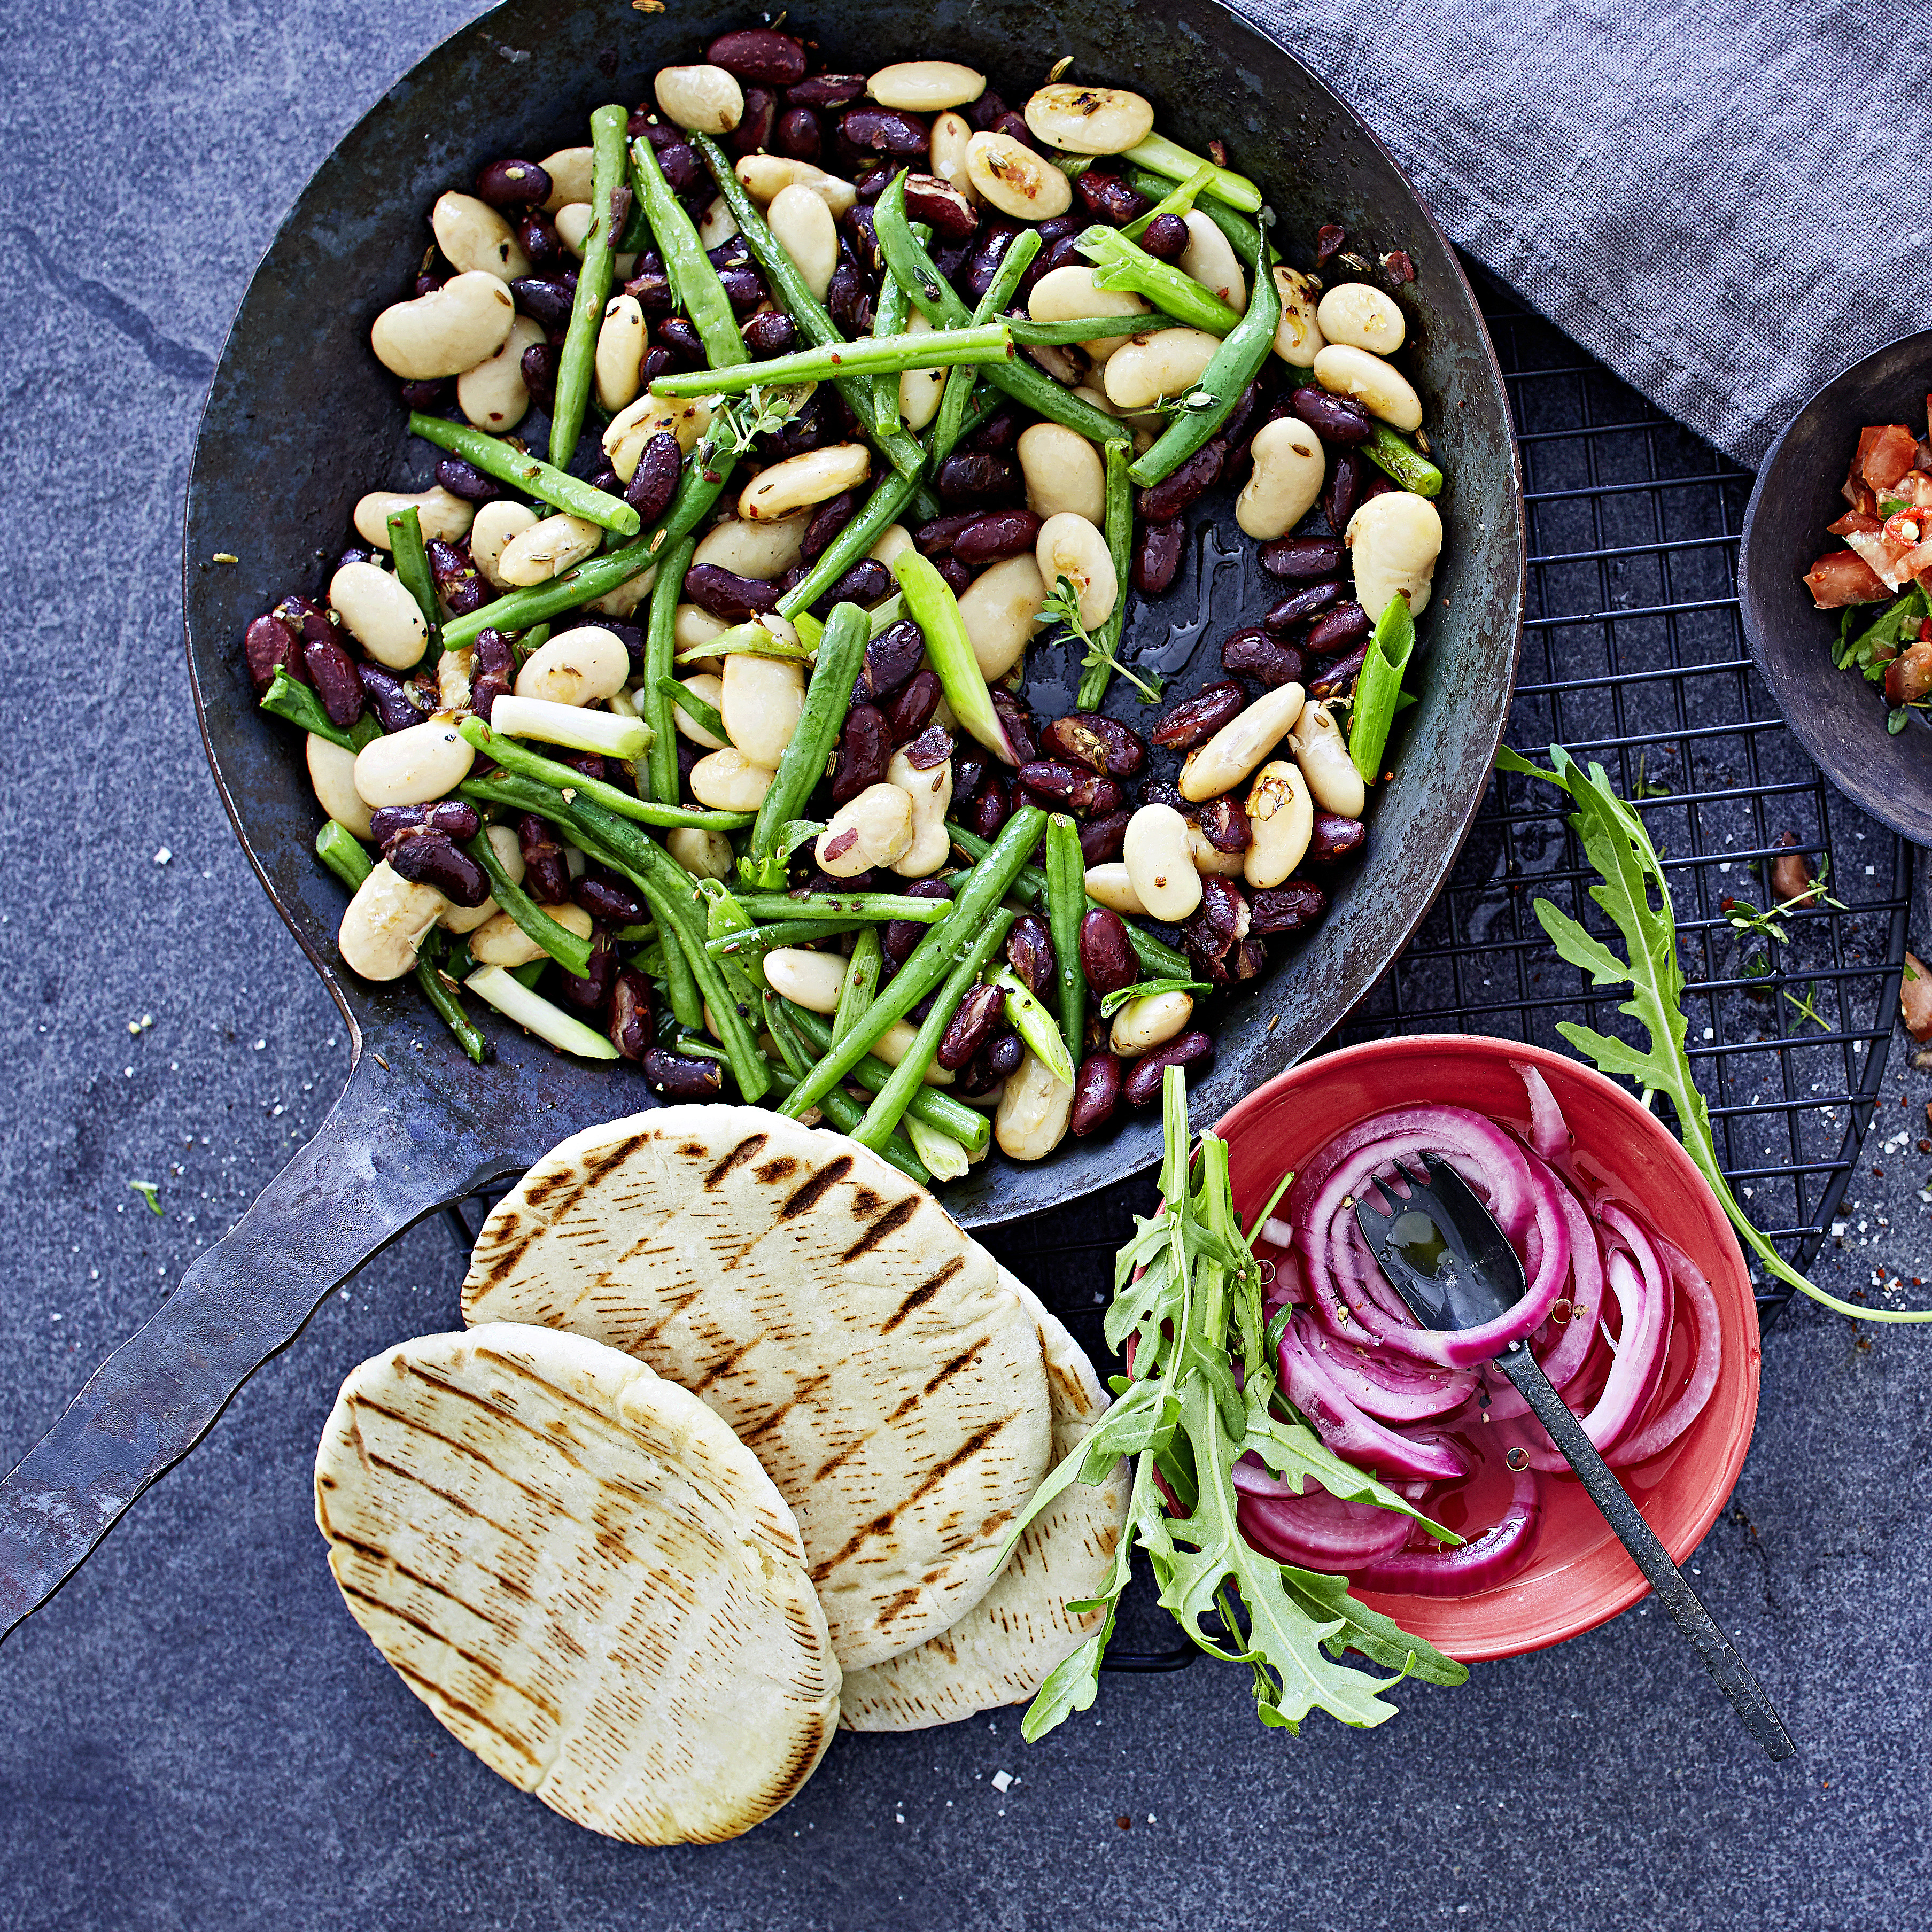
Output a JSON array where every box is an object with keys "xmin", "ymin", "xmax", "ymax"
[{"xmin": 1739, "ymin": 330, "xmax": 1932, "ymax": 847}]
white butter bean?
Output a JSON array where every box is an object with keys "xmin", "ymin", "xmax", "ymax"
[
  {"xmin": 671, "ymin": 674, "xmax": 728, "ymax": 748},
  {"xmin": 1244, "ymin": 760, "xmax": 1314, "ymax": 888},
  {"xmin": 674, "ymin": 603, "xmax": 730, "ymax": 655},
  {"xmin": 457, "ymin": 314, "xmax": 545, "ymax": 430},
  {"xmin": 697, "ymin": 196, "xmax": 739, "ymax": 249},
  {"xmin": 1236, "ymin": 418, "xmax": 1326, "ymax": 541},
  {"xmin": 868, "ymin": 522, "xmax": 915, "ymax": 569},
  {"xmin": 539, "ymin": 147, "xmax": 594, "ymax": 212},
  {"xmin": 329, "ymin": 560, "xmax": 427, "ymax": 669},
  {"xmin": 966, "ymin": 132, "xmax": 1072, "ymax": 220},
  {"xmin": 604, "ymin": 392, "xmax": 712, "ymax": 478},
  {"xmin": 1103, "ymin": 328, "xmax": 1221, "ymax": 412},
  {"xmin": 872, "ymin": 1020, "xmax": 956, "ymax": 1085},
  {"xmin": 1181, "ymin": 683, "xmax": 1306, "ymax": 801},
  {"xmin": 721, "ymin": 653, "xmax": 805, "ymax": 768},
  {"xmin": 870, "ymin": 60, "xmax": 985, "ymax": 110},
  {"xmin": 1017, "ymin": 422, "xmax": 1106, "ymax": 523},
  {"xmin": 496, "ymin": 513, "xmax": 602, "ymax": 587},
  {"xmin": 768, "ymin": 183, "xmax": 839, "ymax": 301},
  {"xmin": 338, "ymin": 862, "xmax": 448, "ymax": 980},
  {"xmin": 1180, "ymin": 211, "xmax": 1246, "ymax": 313},
  {"xmin": 1083, "ymin": 863, "xmax": 1145, "ymax": 915},
  {"xmin": 1346, "ymin": 491, "xmax": 1444, "ymax": 622},
  {"xmin": 1316, "ymin": 282, "xmax": 1406, "ymax": 355},
  {"xmin": 1290, "ymin": 700, "xmax": 1367, "ymax": 816},
  {"xmin": 1313, "ymin": 342, "xmax": 1423, "ymax": 432},
  {"xmin": 353, "ymin": 485, "xmax": 474, "ymax": 550},
  {"xmin": 370, "ymin": 270, "xmax": 516, "ymax": 381},
  {"xmin": 437, "ymin": 646, "xmax": 472, "ymax": 715},
  {"xmin": 553, "ymin": 203, "xmax": 595, "ymax": 257},
  {"xmin": 666, "ymin": 826, "xmax": 735, "ymax": 880},
  {"xmin": 1123, "ymin": 803, "xmax": 1202, "ymax": 922},
  {"xmin": 1028, "ymin": 264, "xmax": 1149, "ymax": 367},
  {"xmin": 762, "ymin": 947, "xmax": 848, "ymax": 1013},
  {"xmin": 693, "ymin": 512, "xmax": 808, "ymax": 580},
  {"xmin": 440, "ymin": 824, "xmax": 522, "ymax": 935},
  {"xmin": 307, "ymin": 734, "xmax": 372, "ymax": 839},
  {"xmin": 898, "ymin": 309, "xmax": 947, "ymax": 432},
  {"xmin": 958, "ymin": 554, "xmax": 1046, "ymax": 680},
  {"xmin": 887, "ymin": 746, "xmax": 953, "ymax": 877},
  {"xmin": 930, "ymin": 111, "xmax": 977, "ymax": 200},
  {"xmin": 1109, "ymin": 989, "xmax": 1194, "ymax": 1055},
  {"xmin": 594, "ymin": 294, "xmax": 647, "ymax": 413},
  {"xmin": 995, "ymin": 1049, "xmax": 1074, "ymax": 1160},
  {"xmin": 353, "ymin": 720, "xmax": 475, "ymax": 810},
  {"xmin": 470, "ymin": 899, "xmax": 593, "ymax": 968},
  {"xmin": 1185, "ymin": 824, "xmax": 1247, "ymax": 877},
  {"xmin": 471, "ymin": 501, "xmax": 540, "ymax": 587},
  {"xmin": 432, "ymin": 192, "xmax": 530, "ymax": 282},
  {"xmin": 515, "ymin": 626, "xmax": 630, "ymax": 707},
  {"xmin": 1036, "ymin": 513, "xmax": 1117, "ymax": 629},
  {"xmin": 1022, "ymin": 83, "xmax": 1154, "ymax": 154},
  {"xmin": 735, "ymin": 155, "xmax": 857, "ymax": 218},
  {"xmin": 655, "ymin": 64, "xmax": 743, "ymax": 133},
  {"xmin": 688, "ymin": 749, "xmax": 776, "ymax": 812},
  {"xmin": 739, "ymin": 443, "xmax": 870, "ymax": 522},
  {"xmin": 1271, "ymin": 266, "xmax": 1325, "ymax": 368},
  {"xmin": 816, "ymin": 783, "xmax": 914, "ymax": 876}
]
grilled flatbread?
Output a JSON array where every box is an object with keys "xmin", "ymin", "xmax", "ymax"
[
  {"xmin": 839, "ymin": 1277, "xmax": 1129, "ymax": 1730},
  {"xmin": 314, "ymin": 1323, "xmax": 838, "ymax": 1844},
  {"xmin": 461, "ymin": 1107, "xmax": 1052, "ymax": 1670}
]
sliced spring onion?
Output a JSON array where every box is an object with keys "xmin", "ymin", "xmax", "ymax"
[
  {"xmin": 1349, "ymin": 593, "xmax": 1418, "ymax": 783},
  {"xmin": 990, "ymin": 966, "xmax": 1075, "ymax": 1085},
  {"xmin": 904, "ymin": 1114, "xmax": 972, "ymax": 1181},
  {"xmin": 486, "ymin": 695, "xmax": 653, "ymax": 762},
  {"xmin": 465, "ymin": 965, "xmax": 619, "ymax": 1059},
  {"xmin": 1122, "ymin": 132, "xmax": 1263, "ymax": 212}
]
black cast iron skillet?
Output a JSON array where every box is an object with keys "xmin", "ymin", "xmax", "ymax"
[{"xmin": 0, "ymin": 0, "xmax": 1523, "ymax": 1642}]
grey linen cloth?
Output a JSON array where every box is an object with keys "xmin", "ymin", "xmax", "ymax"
[{"xmin": 1243, "ymin": 0, "xmax": 1925, "ymax": 464}]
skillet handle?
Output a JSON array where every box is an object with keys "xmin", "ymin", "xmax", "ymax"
[{"xmin": 0, "ymin": 1058, "xmax": 468, "ymax": 1642}]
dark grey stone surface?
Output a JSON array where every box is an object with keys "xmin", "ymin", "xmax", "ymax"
[{"xmin": 3, "ymin": 5, "xmax": 1931, "ymax": 1928}]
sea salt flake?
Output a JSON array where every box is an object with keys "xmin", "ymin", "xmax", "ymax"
[{"xmin": 990, "ymin": 1770, "xmax": 1013, "ymax": 1793}]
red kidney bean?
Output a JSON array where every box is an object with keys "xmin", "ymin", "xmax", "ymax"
[
  {"xmin": 554, "ymin": 926, "xmax": 616, "ymax": 1016},
  {"xmin": 1222, "ymin": 627, "xmax": 1308, "ymax": 687},
  {"xmin": 1123, "ymin": 1031, "xmax": 1214, "ymax": 1105},
  {"xmin": 1138, "ymin": 777, "xmax": 1185, "ymax": 811},
  {"xmin": 1181, "ymin": 876, "xmax": 1250, "ymax": 981},
  {"xmin": 851, "ymin": 163, "xmax": 897, "ymax": 202},
  {"xmin": 1151, "ymin": 681, "xmax": 1246, "ymax": 750},
  {"xmin": 913, "ymin": 511, "xmax": 981, "ymax": 555},
  {"xmin": 855, "ymin": 619, "xmax": 926, "ymax": 703},
  {"xmin": 1259, "ymin": 534, "xmax": 1343, "ymax": 581},
  {"xmin": 656, "ymin": 317, "xmax": 707, "ymax": 367},
  {"xmin": 413, "ymin": 266, "xmax": 445, "ymax": 299},
  {"xmin": 510, "ymin": 275, "xmax": 576, "ymax": 330},
  {"xmin": 962, "ymin": 774, "xmax": 1012, "ymax": 841},
  {"xmin": 432, "ymin": 456, "xmax": 504, "ymax": 504},
  {"xmin": 519, "ymin": 341, "xmax": 557, "ymax": 405},
  {"xmin": 1040, "ymin": 713, "xmax": 1147, "ymax": 777},
  {"xmin": 825, "ymin": 259, "xmax": 870, "ymax": 329},
  {"xmin": 955, "ymin": 1048, "xmax": 1004, "ymax": 1098},
  {"xmin": 937, "ymin": 451, "xmax": 1020, "ymax": 505},
  {"xmin": 904, "ymin": 723, "xmax": 952, "ymax": 770},
  {"xmin": 952, "ymin": 750, "xmax": 988, "ymax": 808},
  {"xmin": 1137, "ymin": 443, "xmax": 1222, "ymax": 523},
  {"xmin": 397, "ymin": 377, "xmax": 447, "ymax": 408},
  {"xmin": 1078, "ymin": 909, "xmax": 1137, "ymax": 994},
  {"xmin": 989, "ymin": 689, "xmax": 1037, "ymax": 763},
  {"xmin": 1249, "ymin": 878, "xmax": 1330, "ymax": 933},
  {"xmin": 832, "ymin": 704, "xmax": 891, "ymax": 805},
  {"xmin": 552, "ymin": 743, "xmax": 608, "ymax": 785},
  {"xmin": 882, "ymin": 876, "xmax": 956, "ymax": 961},
  {"xmin": 1309, "ymin": 642, "xmax": 1368, "ymax": 700},
  {"xmin": 1139, "ymin": 212, "xmax": 1190, "ymax": 261},
  {"xmin": 388, "ymin": 831, "xmax": 490, "ymax": 906},
  {"xmin": 304, "ymin": 630, "xmax": 365, "ymax": 730},
  {"xmin": 990, "ymin": 111, "xmax": 1033, "ymax": 145},
  {"xmin": 801, "ymin": 491, "xmax": 858, "ymax": 562},
  {"xmin": 1291, "ymin": 385, "xmax": 1374, "ymax": 445},
  {"xmin": 1315, "ymin": 224, "xmax": 1346, "ymax": 267},
  {"xmin": 966, "ymin": 224, "xmax": 1020, "ymax": 300},
  {"xmin": 776, "ymin": 106, "xmax": 822, "ymax": 160},
  {"xmin": 1006, "ymin": 914, "xmax": 1057, "ymax": 999},
  {"xmin": 984, "ymin": 1031, "xmax": 1023, "ymax": 1079},
  {"xmin": 587, "ymin": 466, "xmax": 623, "ymax": 500},
  {"xmin": 369, "ymin": 801, "xmax": 479, "ymax": 850},
  {"xmin": 515, "ymin": 207, "xmax": 563, "ymax": 270},
  {"xmin": 806, "ymin": 866, "xmax": 874, "ymax": 897},
  {"xmin": 338, "ymin": 548, "xmax": 380, "ymax": 571},
  {"xmin": 244, "ymin": 613, "xmax": 304, "ymax": 695},
  {"xmin": 1071, "ymin": 1051, "xmax": 1123, "ymax": 1135},
  {"xmin": 742, "ymin": 308, "xmax": 799, "ymax": 357},
  {"xmin": 934, "ymin": 555, "xmax": 974, "ymax": 596},
  {"xmin": 902, "ymin": 173, "xmax": 980, "ymax": 240},
  {"xmin": 968, "ymin": 89, "xmax": 1009, "ymax": 131},
  {"xmin": 573, "ymin": 863, "xmax": 646, "ymax": 922},
  {"xmin": 1263, "ymin": 581, "xmax": 1341, "ymax": 634},
  {"xmin": 1033, "ymin": 232, "xmax": 1087, "ymax": 282},
  {"xmin": 643, "ymin": 1048, "xmax": 724, "ymax": 1098},
  {"xmin": 937, "ymin": 979, "xmax": 1005, "ymax": 1069},
  {"xmin": 881, "ymin": 668, "xmax": 942, "ymax": 741},
  {"xmin": 1308, "ymin": 812, "xmax": 1366, "ymax": 864},
  {"xmin": 787, "ymin": 72, "xmax": 867, "ymax": 108},
  {"xmin": 732, "ymin": 88, "xmax": 778, "ymax": 157},
  {"xmin": 966, "ymin": 405, "xmax": 1023, "ymax": 453},
  {"xmin": 470, "ymin": 630, "xmax": 514, "ymax": 721},
  {"xmin": 1078, "ymin": 809, "xmax": 1129, "ymax": 867},
  {"xmin": 954, "ymin": 509, "xmax": 1042, "ymax": 569},
  {"xmin": 1132, "ymin": 520, "xmax": 1185, "ymax": 596},
  {"xmin": 1220, "ymin": 381, "xmax": 1269, "ymax": 466},
  {"xmin": 682, "ymin": 563, "xmax": 781, "ymax": 620},
  {"xmin": 810, "ymin": 558, "xmax": 892, "ymax": 615},
  {"xmin": 1304, "ymin": 601, "xmax": 1371, "ymax": 657},
  {"xmin": 425, "ymin": 539, "xmax": 493, "ymax": 617},
  {"xmin": 1323, "ymin": 449, "xmax": 1365, "ymax": 535},
  {"xmin": 610, "ymin": 967, "xmax": 654, "ymax": 1060},
  {"xmin": 475, "ymin": 158, "xmax": 552, "ymax": 209},
  {"xmin": 1194, "ymin": 794, "xmax": 1251, "ymax": 852},
  {"xmin": 624, "ymin": 259, "xmax": 674, "ymax": 312},
  {"xmin": 646, "ymin": 132, "xmax": 701, "ymax": 192},
  {"xmin": 623, "ymin": 432, "xmax": 684, "ymax": 527},
  {"xmin": 717, "ymin": 264, "xmax": 768, "ymax": 314},
  {"xmin": 518, "ymin": 813, "xmax": 570, "ymax": 906},
  {"xmin": 1074, "ymin": 168, "xmax": 1150, "ymax": 226},
  {"xmin": 840, "ymin": 106, "xmax": 930, "ymax": 156}
]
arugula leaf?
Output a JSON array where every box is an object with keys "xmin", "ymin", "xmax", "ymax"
[
  {"xmin": 1240, "ymin": 1408, "xmax": 1458, "ymax": 1540},
  {"xmin": 1497, "ymin": 743, "xmax": 1931, "ymax": 1323},
  {"xmin": 1276, "ymin": 1566, "xmax": 1468, "ymax": 1683},
  {"xmin": 1838, "ymin": 585, "xmax": 1928, "ymax": 681}
]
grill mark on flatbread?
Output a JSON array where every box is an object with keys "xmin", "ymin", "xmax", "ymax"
[
  {"xmin": 705, "ymin": 1134, "xmax": 767, "ymax": 1189},
  {"xmin": 329, "ymin": 1534, "xmax": 530, "ymax": 1626},
  {"xmin": 808, "ymin": 1417, "xmax": 1010, "ymax": 1580},
  {"xmin": 880, "ymin": 1254, "xmax": 964, "ymax": 1333},
  {"xmin": 780, "ymin": 1155, "xmax": 854, "ymax": 1219},
  {"xmin": 922, "ymin": 1345, "xmax": 980, "ymax": 1395},
  {"xmin": 840, "ymin": 1196, "xmax": 919, "ymax": 1262},
  {"xmin": 362, "ymin": 1452, "xmax": 544, "ymax": 1557},
  {"xmin": 689, "ymin": 1340, "xmax": 756, "ymax": 1394},
  {"xmin": 754, "ymin": 1157, "xmax": 798, "ymax": 1184},
  {"xmin": 520, "ymin": 1132, "xmax": 649, "ymax": 1218},
  {"xmin": 738, "ymin": 1373, "xmax": 830, "ymax": 1443},
  {"xmin": 875, "ymin": 1587, "xmax": 922, "ymax": 1624},
  {"xmin": 338, "ymin": 1581, "xmax": 566, "ymax": 1724},
  {"xmin": 386, "ymin": 1656, "xmax": 546, "ymax": 1770},
  {"xmin": 811, "ymin": 1436, "xmax": 870, "ymax": 1483}
]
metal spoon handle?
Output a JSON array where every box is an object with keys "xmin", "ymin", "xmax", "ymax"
[{"xmin": 1496, "ymin": 1342, "xmax": 1794, "ymax": 1762}]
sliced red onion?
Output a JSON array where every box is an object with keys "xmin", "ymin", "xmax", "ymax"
[
  {"xmin": 1354, "ymin": 1465, "xmax": 1541, "ymax": 1596},
  {"xmin": 1260, "ymin": 1214, "xmax": 1294, "ymax": 1248},
  {"xmin": 1238, "ymin": 1480, "xmax": 1415, "ymax": 1569},
  {"xmin": 1513, "ymin": 1059, "xmax": 1571, "ymax": 1161},
  {"xmin": 1306, "ymin": 1329, "xmax": 1477, "ymax": 1421},
  {"xmin": 1290, "ymin": 1106, "xmax": 1539, "ymax": 1242},
  {"xmin": 1536, "ymin": 1175, "xmax": 1608, "ymax": 1389},
  {"xmin": 1279, "ymin": 1314, "xmax": 1472, "ymax": 1479},
  {"xmin": 1610, "ymin": 1236, "xmax": 1722, "ymax": 1466}
]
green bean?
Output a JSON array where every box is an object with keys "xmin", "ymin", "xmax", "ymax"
[
  {"xmin": 643, "ymin": 531, "xmax": 696, "ymax": 801},
  {"xmin": 783, "ymin": 1005, "xmax": 991, "ymax": 1152},
  {"xmin": 384, "ymin": 506, "xmax": 442, "ymax": 664},
  {"xmin": 638, "ymin": 878, "xmax": 770, "ymax": 1099},
  {"xmin": 710, "ymin": 919, "xmax": 864, "ymax": 954},
  {"xmin": 315, "ymin": 820, "xmax": 373, "ymax": 892},
  {"xmin": 465, "ymin": 831, "xmax": 593, "ymax": 977},
  {"xmin": 1127, "ymin": 171, "xmax": 1264, "ymax": 262},
  {"xmin": 659, "ymin": 674, "xmax": 728, "ymax": 745},
  {"xmin": 729, "ymin": 890, "xmax": 950, "ymax": 924},
  {"xmin": 1075, "ymin": 226, "xmax": 1240, "ymax": 335},
  {"xmin": 546, "ymin": 105, "xmax": 632, "ymax": 465},
  {"xmin": 1361, "ymin": 420, "xmax": 1445, "ymax": 498},
  {"xmin": 414, "ymin": 933, "xmax": 488, "ymax": 1065},
  {"xmin": 407, "ymin": 413, "xmax": 641, "ymax": 535},
  {"xmin": 1006, "ymin": 313, "xmax": 1178, "ymax": 345},
  {"xmin": 650, "ymin": 323, "xmax": 1014, "ymax": 398},
  {"xmin": 765, "ymin": 996, "xmax": 930, "ymax": 1183},
  {"xmin": 777, "ymin": 806, "xmax": 1045, "ymax": 1119},
  {"xmin": 441, "ymin": 424, "xmax": 735, "ymax": 648},
  {"xmin": 870, "ymin": 237, "xmax": 917, "ymax": 439},
  {"xmin": 852, "ymin": 910, "xmax": 1014, "ymax": 1149},
  {"xmin": 657, "ymin": 924, "xmax": 703, "ymax": 1029},
  {"xmin": 774, "ymin": 465, "xmax": 921, "ymax": 620},
  {"xmin": 832, "ymin": 925, "xmax": 882, "ymax": 1044},
  {"xmin": 945, "ymin": 821, "xmax": 1192, "ymax": 977},
  {"xmin": 748, "ymin": 601, "xmax": 870, "ymax": 874},
  {"xmin": 456, "ymin": 725, "xmax": 751, "ymax": 829},
  {"xmin": 872, "ymin": 173, "xmax": 1128, "ymax": 448},
  {"xmin": 1043, "ymin": 815, "xmax": 1088, "ymax": 1069},
  {"xmin": 932, "ymin": 230, "xmax": 1039, "ymax": 468},
  {"xmin": 1122, "ymin": 133, "xmax": 1262, "ymax": 212},
  {"xmin": 631, "ymin": 134, "xmax": 747, "ymax": 371},
  {"xmin": 1075, "ymin": 442, "xmax": 1136, "ymax": 709},
  {"xmin": 1121, "ymin": 160, "xmax": 1216, "ymax": 240},
  {"xmin": 1127, "ymin": 213, "xmax": 1278, "ymax": 487},
  {"xmin": 262, "ymin": 666, "xmax": 380, "ymax": 752}
]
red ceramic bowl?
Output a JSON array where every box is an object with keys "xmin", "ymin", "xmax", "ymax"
[{"xmin": 1215, "ymin": 1035, "xmax": 1761, "ymax": 1662}]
